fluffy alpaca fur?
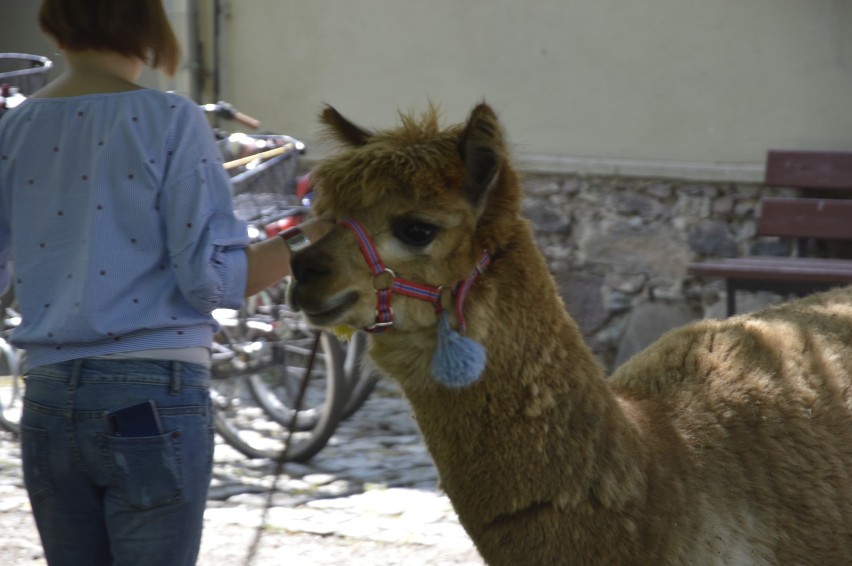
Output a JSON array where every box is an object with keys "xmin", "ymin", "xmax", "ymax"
[{"xmin": 289, "ymin": 103, "xmax": 852, "ymax": 565}]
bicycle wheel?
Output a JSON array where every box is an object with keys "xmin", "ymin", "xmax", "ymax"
[
  {"xmin": 0, "ymin": 338, "xmax": 22, "ymax": 434},
  {"xmin": 211, "ymin": 315, "xmax": 346, "ymax": 462},
  {"xmin": 247, "ymin": 312, "xmax": 346, "ymax": 432}
]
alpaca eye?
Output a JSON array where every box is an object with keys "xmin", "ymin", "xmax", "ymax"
[{"xmin": 393, "ymin": 220, "xmax": 439, "ymax": 246}]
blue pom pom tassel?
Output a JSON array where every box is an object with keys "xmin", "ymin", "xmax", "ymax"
[{"xmin": 431, "ymin": 311, "xmax": 486, "ymax": 387}]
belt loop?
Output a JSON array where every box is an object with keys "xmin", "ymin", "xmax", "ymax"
[
  {"xmin": 170, "ymin": 361, "xmax": 181, "ymax": 396},
  {"xmin": 68, "ymin": 358, "xmax": 84, "ymax": 390},
  {"xmin": 66, "ymin": 358, "xmax": 85, "ymax": 410}
]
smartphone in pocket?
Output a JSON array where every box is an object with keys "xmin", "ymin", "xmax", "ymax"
[{"xmin": 104, "ymin": 399, "xmax": 163, "ymax": 437}]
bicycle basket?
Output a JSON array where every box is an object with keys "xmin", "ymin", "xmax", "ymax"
[
  {"xmin": 0, "ymin": 53, "xmax": 53, "ymax": 95},
  {"xmin": 219, "ymin": 134, "xmax": 303, "ymax": 222}
]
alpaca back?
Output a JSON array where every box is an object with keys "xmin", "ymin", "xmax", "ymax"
[{"xmin": 609, "ymin": 285, "xmax": 852, "ymax": 563}]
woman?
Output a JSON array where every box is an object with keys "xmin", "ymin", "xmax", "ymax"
[{"xmin": 0, "ymin": 1, "xmax": 324, "ymax": 564}]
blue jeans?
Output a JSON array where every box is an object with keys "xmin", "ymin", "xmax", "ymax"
[{"xmin": 21, "ymin": 359, "xmax": 214, "ymax": 566}]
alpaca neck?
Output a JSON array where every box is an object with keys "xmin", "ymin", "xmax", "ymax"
[{"xmin": 371, "ymin": 241, "xmax": 648, "ymax": 538}]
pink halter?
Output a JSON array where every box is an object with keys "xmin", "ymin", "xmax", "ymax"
[{"xmin": 339, "ymin": 217, "xmax": 490, "ymax": 333}]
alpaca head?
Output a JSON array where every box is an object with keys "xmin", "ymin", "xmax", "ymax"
[{"xmin": 289, "ymin": 103, "xmax": 522, "ymax": 385}]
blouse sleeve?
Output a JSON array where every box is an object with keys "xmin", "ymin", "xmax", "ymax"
[{"xmin": 159, "ymin": 101, "xmax": 249, "ymax": 314}]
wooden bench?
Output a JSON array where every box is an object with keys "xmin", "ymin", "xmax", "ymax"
[{"xmin": 687, "ymin": 150, "xmax": 852, "ymax": 316}]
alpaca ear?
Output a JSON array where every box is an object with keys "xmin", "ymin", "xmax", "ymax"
[
  {"xmin": 320, "ymin": 105, "xmax": 373, "ymax": 147},
  {"xmin": 459, "ymin": 103, "xmax": 503, "ymax": 211}
]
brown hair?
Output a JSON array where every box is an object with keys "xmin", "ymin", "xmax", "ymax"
[{"xmin": 38, "ymin": 0, "xmax": 181, "ymax": 76}]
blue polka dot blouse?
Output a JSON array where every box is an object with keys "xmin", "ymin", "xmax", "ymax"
[{"xmin": 0, "ymin": 89, "xmax": 250, "ymax": 370}]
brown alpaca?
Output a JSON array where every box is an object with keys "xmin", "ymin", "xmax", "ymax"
[{"xmin": 288, "ymin": 103, "xmax": 852, "ymax": 565}]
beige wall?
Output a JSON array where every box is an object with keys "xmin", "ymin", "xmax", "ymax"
[
  {"xmin": 4, "ymin": 1, "xmax": 852, "ymax": 179},
  {"xmin": 216, "ymin": 0, "xmax": 852, "ymax": 177}
]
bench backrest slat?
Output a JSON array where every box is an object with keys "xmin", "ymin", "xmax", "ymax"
[
  {"xmin": 765, "ymin": 150, "xmax": 852, "ymax": 191},
  {"xmin": 759, "ymin": 197, "xmax": 852, "ymax": 240}
]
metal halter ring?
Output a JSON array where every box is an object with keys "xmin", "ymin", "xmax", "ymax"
[{"xmin": 372, "ymin": 267, "xmax": 396, "ymax": 290}]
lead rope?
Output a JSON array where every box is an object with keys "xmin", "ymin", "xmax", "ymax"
[{"xmin": 243, "ymin": 331, "xmax": 321, "ymax": 566}]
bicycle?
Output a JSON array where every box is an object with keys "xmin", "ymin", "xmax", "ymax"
[
  {"xmin": 203, "ymin": 103, "xmax": 359, "ymax": 462},
  {"xmin": 238, "ymin": 173, "xmax": 381, "ymax": 437},
  {"xmin": 208, "ymin": 291, "xmax": 347, "ymax": 462}
]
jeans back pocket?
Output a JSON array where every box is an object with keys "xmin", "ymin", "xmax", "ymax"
[{"xmin": 100, "ymin": 432, "xmax": 183, "ymax": 510}]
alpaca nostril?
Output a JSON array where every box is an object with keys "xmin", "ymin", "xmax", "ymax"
[
  {"xmin": 300, "ymin": 263, "xmax": 331, "ymax": 283},
  {"xmin": 291, "ymin": 248, "xmax": 332, "ymax": 284}
]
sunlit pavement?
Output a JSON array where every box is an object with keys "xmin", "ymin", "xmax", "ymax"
[{"xmin": 0, "ymin": 379, "xmax": 485, "ymax": 565}]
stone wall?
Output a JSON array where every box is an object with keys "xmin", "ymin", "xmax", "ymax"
[{"xmin": 520, "ymin": 173, "xmax": 800, "ymax": 371}]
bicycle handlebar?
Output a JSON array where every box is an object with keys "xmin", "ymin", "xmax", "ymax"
[
  {"xmin": 231, "ymin": 110, "xmax": 261, "ymax": 129},
  {"xmin": 201, "ymin": 101, "xmax": 261, "ymax": 129}
]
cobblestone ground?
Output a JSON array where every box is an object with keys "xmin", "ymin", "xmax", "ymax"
[{"xmin": 0, "ymin": 380, "xmax": 486, "ymax": 566}]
